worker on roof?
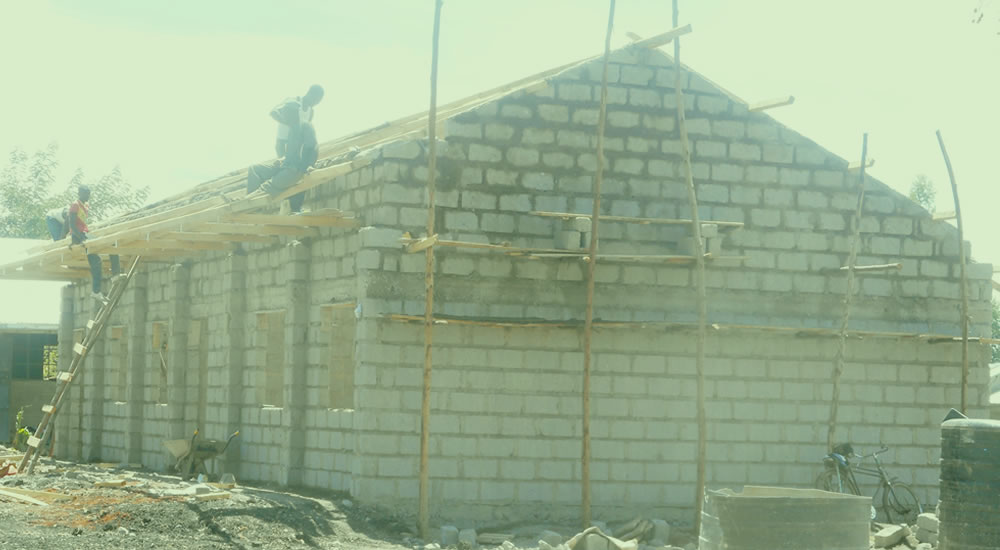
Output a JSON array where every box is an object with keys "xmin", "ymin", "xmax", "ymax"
[
  {"xmin": 251, "ymin": 85, "xmax": 323, "ymax": 213},
  {"xmin": 247, "ymin": 121, "xmax": 320, "ymax": 213},
  {"xmin": 271, "ymin": 84, "xmax": 324, "ymax": 158},
  {"xmin": 60, "ymin": 185, "xmax": 121, "ymax": 301}
]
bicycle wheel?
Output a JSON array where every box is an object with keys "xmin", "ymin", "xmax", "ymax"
[
  {"xmin": 815, "ymin": 469, "xmax": 837, "ymax": 491},
  {"xmin": 815, "ymin": 468, "xmax": 860, "ymax": 494},
  {"xmin": 883, "ymin": 482, "xmax": 922, "ymax": 525}
]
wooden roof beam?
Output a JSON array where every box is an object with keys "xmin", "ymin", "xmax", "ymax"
[
  {"xmin": 224, "ymin": 212, "xmax": 360, "ymax": 228},
  {"xmin": 156, "ymin": 231, "xmax": 279, "ymax": 244},
  {"xmin": 189, "ymin": 222, "xmax": 319, "ymax": 238},
  {"xmin": 629, "ymin": 25, "xmax": 693, "ymax": 49}
]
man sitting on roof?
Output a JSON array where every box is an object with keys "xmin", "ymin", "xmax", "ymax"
[
  {"xmin": 56, "ymin": 186, "xmax": 121, "ymax": 301},
  {"xmin": 247, "ymin": 121, "xmax": 320, "ymax": 213},
  {"xmin": 271, "ymin": 85, "xmax": 323, "ymax": 157}
]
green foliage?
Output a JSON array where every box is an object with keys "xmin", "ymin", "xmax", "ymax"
[
  {"xmin": 908, "ymin": 175, "xmax": 936, "ymax": 214},
  {"xmin": 0, "ymin": 143, "xmax": 149, "ymax": 239},
  {"xmin": 13, "ymin": 407, "xmax": 30, "ymax": 451}
]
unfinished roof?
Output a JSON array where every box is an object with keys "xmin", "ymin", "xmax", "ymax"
[{"xmin": 0, "ymin": 26, "xmax": 913, "ymax": 282}]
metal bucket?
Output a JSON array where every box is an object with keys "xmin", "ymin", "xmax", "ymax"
[
  {"xmin": 940, "ymin": 418, "xmax": 1000, "ymax": 550},
  {"xmin": 699, "ymin": 486, "xmax": 871, "ymax": 550}
]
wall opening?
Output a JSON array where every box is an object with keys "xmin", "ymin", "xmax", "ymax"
[
  {"xmin": 11, "ymin": 333, "xmax": 58, "ymax": 380},
  {"xmin": 323, "ymin": 304, "xmax": 356, "ymax": 410},
  {"xmin": 152, "ymin": 322, "xmax": 168, "ymax": 405},
  {"xmin": 255, "ymin": 311, "xmax": 285, "ymax": 407},
  {"xmin": 109, "ymin": 326, "xmax": 128, "ymax": 403}
]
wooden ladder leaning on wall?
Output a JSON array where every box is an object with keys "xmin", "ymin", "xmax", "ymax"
[{"xmin": 17, "ymin": 257, "xmax": 142, "ymax": 475}]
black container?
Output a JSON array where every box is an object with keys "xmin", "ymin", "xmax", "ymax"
[{"xmin": 940, "ymin": 418, "xmax": 1000, "ymax": 550}]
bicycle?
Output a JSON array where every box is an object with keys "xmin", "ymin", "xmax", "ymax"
[{"xmin": 814, "ymin": 443, "xmax": 923, "ymax": 524}]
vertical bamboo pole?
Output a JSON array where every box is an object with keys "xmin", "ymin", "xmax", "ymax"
[
  {"xmin": 671, "ymin": 0, "xmax": 707, "ymax": 533},
  {"xmin": 827, "ymin": 133, "xmax": 868, "ymax": 452},
  {"xmin": 936, "ymin": 130, "xmax": 969, "ymax": 414},
  {"xmin": 582, "ymin": 0, "xmax": 616, "ymax": 530},
  {"xmin": 418, "ymin": 0, "xmax": 443, "ymax": 540}
]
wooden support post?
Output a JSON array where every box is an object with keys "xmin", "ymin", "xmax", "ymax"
[
  {"xmin": 672, "ymin": 0, "xmax": 708, "ymax": 534},
  {"xmin": 581, "ymin": 0, "xmax": 615, "ymax": 530},
  {"xmin": 936, "ymin": 130, "xmax": 969, "ymax": 414},
  {"xmin": 418, "ymin": 0, "xmax": 443, "ymax": 540},
  {"xmin": 827, "ymin": 134, "xmax": 868, "ymax": 452}
]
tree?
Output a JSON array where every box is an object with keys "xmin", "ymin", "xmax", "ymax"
[
  {"xmin": 0, "ymin": 143, "xmax": 149, "ymax": 239},
  {"xmin": 908, "ymin": 174, "xmax": 936, "ymax": 214}
]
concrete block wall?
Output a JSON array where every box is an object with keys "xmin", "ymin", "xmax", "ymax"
[
  {"xmin": 342, "ymin": 43, "xmax": 993, "ymax": 522},
  {"xmin": 356, "ymin": 44, "xmax": 990, "ymax": 337},
  {"xmin": 350, "ymin": 319, "xmax": 990, "ymax": 523}
]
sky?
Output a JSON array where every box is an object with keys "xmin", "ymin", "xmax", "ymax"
[
  {"xmin": 1, "ymin": 0, "xmax": 999, "ymax": 263},
  {"xmin": 0, "ymin": 239, "xmax": 63, "ymax": 325}
]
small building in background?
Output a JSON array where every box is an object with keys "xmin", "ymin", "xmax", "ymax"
[{"xmin": 0, "ymin": 238, "xmax": 62, "ymax": 442}]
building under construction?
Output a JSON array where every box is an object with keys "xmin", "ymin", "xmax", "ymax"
[{"xmin": 1, "ymin": 38, "xmax": 992, "ymax": 524}]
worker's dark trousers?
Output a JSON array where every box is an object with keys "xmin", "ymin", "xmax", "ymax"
[
  {"xmin": 247, "ymin": 161, "xmax": 306, "ymax": 213},
  {"xmin": 46, "ymin": 216, "xmax": 64, "ymax": 241},
  {"xmin": 88, "ymin": 254, "xmax": 121, "ymax": 294}
]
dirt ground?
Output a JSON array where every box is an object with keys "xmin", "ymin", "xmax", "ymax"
[
  {"xmin": 0, "ymin": 446, "xmax": 697, "ymax": 550},
  {"xmin": 0, "ymin": 447, "xmax": 418, "ymax": 550}
]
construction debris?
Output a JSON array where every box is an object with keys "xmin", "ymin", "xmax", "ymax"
[{"xmin": 873, "ymin": 524, "xmax": 910, "ymax": 548}]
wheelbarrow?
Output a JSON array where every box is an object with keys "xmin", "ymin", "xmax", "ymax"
[{"xmin": 163, "ymin": 429, "xmax": 239, "ymax": 481}]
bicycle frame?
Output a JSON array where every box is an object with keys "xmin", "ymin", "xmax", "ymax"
[{"xmin": 827, "ymin": 448, "xmax": 898, "ymax": 496}]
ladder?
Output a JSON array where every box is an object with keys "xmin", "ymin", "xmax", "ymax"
[{"xmin": 17, "ymin": 257, "xmax": 141, "ymax": 474}]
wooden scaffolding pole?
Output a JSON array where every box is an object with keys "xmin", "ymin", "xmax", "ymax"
[
  {"xmin": 581, "ymin": 0, "xmax": 616, "ymax": 529},
  {"xmin": 827, "ymin": 133, "xmax": 868, "ymax": 451},
  {"xmin": 418, "ymin": 0, "xmax": 443, "ymax": 540},
  {"xmin": 671, "ymin": 0, "xmax": 707, "ymax": 533},
  {"xmin": 936, "ymin": 130, "xmax": 970, "ymax": 414}
]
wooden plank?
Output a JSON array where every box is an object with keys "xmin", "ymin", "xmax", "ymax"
[
  {"xmin": 529, "ymin": 210, "xmax": 743, "ymax": 227},
  {"xmin": 57, "ymin": 371, "xmax": 73, "ymax": 382},
  {"xmin": 156, "ymin": 231, "xmax": 278, "ymax": 244},
  {"xmin": 73, "ymin": 342, "xmax": 86, "ymax": 355},
  {"xmin": 189, "ymin": 222, "xmax": 319, "ymax": 238},
  {"xmin": 272, "ymin": 156, "xmax": 374, "ymax": 202},
  {"xmin": 749, "ymin": 96, "xmax": 795, "ymax": 112},
  {"xmin": 224, "ymin": 213, "xmax": 360, "ymax": 228},
  {"xmin": 0, "ymin": 488, "xmax": 48, "ymax": 506},
  {"xmin": 933, "ymin": 210, "xmax": 956, "ymax": 221},
  {"xmin": 28, "ymin": 195, "xmax": 230, "ymax": 254},
  {"xmin": 820, "ymin": 262, "xmax": 902, "ymax": 273},
  {"xmin": 0, "ymin": 487, "xmax": 71, "ymax": 503},
  {"xmin": 629, "ymin": 24, "xmax": 692, "ymax": 48},
  {"xmin": 406, "ymin": 234, "xmax": 438, "ymax": 253},
  {"xmin": 110, "ymin": 240, "xmax": 231, "ymax": 252},
  {"xmin": 42, "ymin": 405, "xmax": 54, "ymax": 414}
]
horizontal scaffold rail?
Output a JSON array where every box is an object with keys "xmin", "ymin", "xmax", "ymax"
[
  {"xmin": 529, "ymin": 211, "xmax": 744, "ymax": 228},
  {"xmin": 397, "ymin": 237, "xmax": 745, "ymax": 263}
]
